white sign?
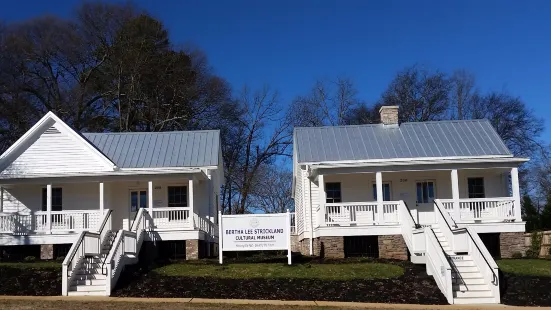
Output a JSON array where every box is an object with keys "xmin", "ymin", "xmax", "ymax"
[{"xmin": 218, "ymin": 211, "xmax": 292, "ymax": 265}]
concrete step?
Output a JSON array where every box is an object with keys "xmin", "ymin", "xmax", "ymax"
[
  {"xmin": 453, "ymin": 277, "xmax": 486, "ymax": 285},
  {"xmin": 450, "ymin": 260, "xmax": 475, "ymax": 267},
  {"xmin": 73, "ymin": 278, "xmax": 107, "ymax": 286},
  {"xmin": 68, "ymin": 290, "xmax": 106, "ymax": 296},
  {"xmin": 70, "ymin": 284, "xmax": 106, "ymax": 292},
  {"xmin": 454, "ymin": 289, "xmax": 493, "ymax": 298},
  {"xmin": 453, "ymin": 297, "xmax": 497, "ymax": 304},
  {"xmin": 455, "ymin": 266, "xmax": 479, "ymax": 273},
  {"xmin": 452, "ymin": 273, "xmax": 483, "ymax": 281},
  {"xmin": 73, "ymin": 268, "xmax": 105, "ymax": 275},
  {"xmin": 453, "ymin": 284, "xmax": 490, "ymax": 291},
  {"xmin": 71, "ymin": 274, "xmax": 107, "ymax": 281}
]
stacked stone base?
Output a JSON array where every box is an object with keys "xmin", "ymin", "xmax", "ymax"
[
  {"xmin": 500, "ymin": 232, "xmax": 527, "ymax": 258},
  {"xmin": 297, "ymin": 235, "xmax": 408, "ymax": 260}
]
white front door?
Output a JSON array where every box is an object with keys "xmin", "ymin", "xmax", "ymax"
[
  {"xmin": 415, "ymin": 180, "xmax": 436, "ymax": 225},
  {"xmin": 129, "ymin": 189, "xmax": 147, "ymax": 230}
]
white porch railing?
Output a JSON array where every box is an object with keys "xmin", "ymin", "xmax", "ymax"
[
  {"xmin": 323, "ymin": 201, "xmax": 400, "ymax": 226},
  {"xmin": 0, "ymin": 210, "xmax": 103, "ymax": 234},
  {"xmin": 151, "ymin": 207, "xmax": 193, "ymax": 230},
  {"xmin": 290, "ymin": 212, "xmax": 296, "ymax": 234},
  {"xmin": 440, "ymin": 197, "xmax": 516, "ymax": 222}
]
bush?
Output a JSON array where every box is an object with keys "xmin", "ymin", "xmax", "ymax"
[
  {"xmin": 525, "ymin": 249, "xmax": 538, "ymax": 258},
  {"xmin": 529, "ymin": 231, "xmax": 544, "ymax": 258},
  {"xmin": 511, "ymin": 252, "xmax": 523, "ymax": 259},
  {"xmin": 24, "ymin": 256, "xmax": 36, "ymax": 262},
  {"xmin": 56, "ymin": 256, "xmax": 66, "ymax": 263}
]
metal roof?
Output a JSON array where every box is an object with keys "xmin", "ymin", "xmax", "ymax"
[
  {"xmin": 294, "ymin": 119, "xmax": 512, "ymax": 164},
  {"xmin": 82, "ymin": 130, "xmax": 220, "ymax": 168}
]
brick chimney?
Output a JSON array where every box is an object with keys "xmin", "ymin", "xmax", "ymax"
[{"xmin": 379, "ymin": 106, "xmax": 399, "ymax": 125}]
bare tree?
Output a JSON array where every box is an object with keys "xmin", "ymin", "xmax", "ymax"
[
  {"xmin": 221, "ymin": 87, "xmax": 293, "ymax": 214},
  {"xmin": 449, "ymin": 69, "xmax": 479, "ymax": 120},
  {"xmin": 250, "ymin": 166, "xmax": 294, "ymax": 213},
  {"xmin": 379, "ymin": 65, "xmax": 451, "ymax": 122},
  {"xmin": 290, "ymin": 77, "xmax": 362, "ymax": 127}
]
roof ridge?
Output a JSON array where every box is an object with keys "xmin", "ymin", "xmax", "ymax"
[
  {"xmin": 82, "ymin": 129, "xmax": 220, "ymax": 135},
  {"xmin": 294, "ymin": 119, "xmax": 490, "ymax": 131}
]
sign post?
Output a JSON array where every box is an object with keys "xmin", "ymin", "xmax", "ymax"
[
  {"xmin": 218, "ymin": 211, "xmax": 223, "ymax": 264},
  {"xmin": 218, "ymin": 211, "xmax": 292, "ymax": 265}
]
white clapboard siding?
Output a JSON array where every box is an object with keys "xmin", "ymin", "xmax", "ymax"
[
  {"xmin": 1, "ymin": 124, "xmax": 110, "ymax": 176},
  {"xmin": 300, "ymin": 168, "xmax": 318, "ymax": 232},
  {"xmin": 294, "ymin": 166, "xmax": 304, "ymax": 235}
]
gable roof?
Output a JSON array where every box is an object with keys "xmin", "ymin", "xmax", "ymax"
[
  {"xmin": 0, "ymin": 112, "xmax": 116, "ymax": 172},
  {"xmin": 294, "ymin": 119, "xmax": 513, "ymax": 164},
  {"xmin": 83, "ymin": 131, "xmax": 220, "ymax": 168}
]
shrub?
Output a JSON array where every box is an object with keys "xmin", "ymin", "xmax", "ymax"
[
  {"xmin": 511, "ymin": 252, "xmax": 523, "ymax": 259},
  {"xmin": 525, "ymin": 249, "xmax": 538, "ymax": 258},
  {"xmin": 24, "ymin": 256, "xmax": 36, "ymax": 262},
  {"xmin": 56, "ymin": 256, "xmax": 66, "ymax": 263},
  {"xmin": 529, "ymin": 231, "xmax": 544, "ymax": 258}
]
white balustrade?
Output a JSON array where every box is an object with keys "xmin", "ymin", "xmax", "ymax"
[
  {"xmin": 151, "ymin": 207, "xmax": 192, "ymax": 230},
  {"xmin": 439, "ymin": 197, "xmax": 515, "ymax": 222},
  {"xmin": 324, "ymin": 201, "xmax": 400, "ymax": 226}
]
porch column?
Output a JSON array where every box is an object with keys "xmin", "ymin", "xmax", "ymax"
[
  {"xmin": 0, "ymin": 186, "xmax": 4, "ymax": 212},
  {"xmin": 376, "ymin": 172, "xmax": 384, "ymax": 224},
  {"xmin": 318, "ymin": 174, "xmax": 326, "ymax": 227},
  {"xmin": 189, "ymin": 178, "xmax": 195, "ymax": 229},
  {"xmin": 99, "ymin": 182, "xmax": 104, "ymax": 214},
  {"xmin": 148, "ymin": 181, "xmax": 153, "ymax": 224},
  {"xmin": 451, "ymin": 169, "xmax": 460, "ymax": 220},
  {"xmin": 46, "ymin": 184, "xmax": 52, "ymax": 233},
  {"xmin": 511, "ymin": 168, "xmax": 522, "ymax": 221}
]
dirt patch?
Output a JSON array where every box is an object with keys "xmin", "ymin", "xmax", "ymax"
[
  {"xmin": 500, "ymin": 272, "xmax": 551, "ymax": 306},
  {"xmin": 0, "ymin": 267, "xmax": 61, "ymax": 296},
  {"xmin": 113, "ymin": 260, "xmax": 448, "ymax": 305}
]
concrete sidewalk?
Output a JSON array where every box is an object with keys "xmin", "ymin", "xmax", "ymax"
[{"xmin": 0, "ymin": 295, "xmax": 548, "ymax": 310}]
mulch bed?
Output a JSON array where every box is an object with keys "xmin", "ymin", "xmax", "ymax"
[
  {"xmin": 0, "ymin": 266, "xmax": 61, "ymax": 296},
  {"xmin": 500, "ymin": 271, "xmax": 551, "ymax": 306},
  {"xmin": 113, "ymin": 258, "xmax": 449, "ymax": 305}
]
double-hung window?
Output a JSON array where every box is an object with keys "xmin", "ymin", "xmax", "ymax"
[
  {"xmin": 467, "ymin": 177, "xmax": 485, "ymax": 198},
  {"xmin": 372, "ymin": 183, "xmax": 391, "ymax": 201},
  {"xmin": 325, "ymin": 182, "xmax": 341, "ymax": 203},
  {"xmin": 167, "ymin": 186, "xmax": 187, "ymax": 220}
]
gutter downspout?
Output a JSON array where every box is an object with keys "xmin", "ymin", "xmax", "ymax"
[{"xmin": 309, "ymin": 177, "xmax": 314, "ymax": 256}]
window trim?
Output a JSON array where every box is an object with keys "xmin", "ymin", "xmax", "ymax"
[
  {"xmin": 167, "ymin": 186, "xmax": 188, "ymax": 208},
  {"xmin": 325, "ymin": 182, "xmax": 342, "ymax": 204},
  {"xmin": 415, "ymin": 180, "xmax": 436, "ymax": 204},
  {"xmin": 467, "ymin": 177, "xmax": 485, "ymax": 199},
  {"xmin": 371, "ymin": 181, "xmax": 392, "ymax": 201},
  {"xmin": 41, "ymin": 187, "xmax": 63, "ymax": 211}
]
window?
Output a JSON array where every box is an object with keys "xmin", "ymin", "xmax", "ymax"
[
  {"xmin": 168, "ymin": 186, "xmax": 187, "ymax": 207},
  {"xmin": 42, "ymin": 188, "xmax": 62, "ymax": 211},
  {"xmin": 468, "ymin": 177, "xmax": 485, "ymax": 198},
  {"xmin": 325, "ymin": 182, "xmax": 341, "ymax": 203},
  {"xmin": 416, "ymin": 181, "xmax": 435, "ymax": 204},
  {"xmin": 372, "ymin": 183, "xmax": 391, "ymax": 201}
]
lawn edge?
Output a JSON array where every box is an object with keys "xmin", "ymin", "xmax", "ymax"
[{"xmin": 0, "ymin": 295, "xmax": 549, "ymax": 310}]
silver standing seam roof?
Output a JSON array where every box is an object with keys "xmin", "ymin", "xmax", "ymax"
[
  {"xmin": 294, "ymin": 119, "xmax": 512, "ymax": 164},
  {"xmin": 82, "ymin": 130, "xmax": 220, "ymax": 168}
]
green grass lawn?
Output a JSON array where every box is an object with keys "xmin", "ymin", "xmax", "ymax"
[
  {"xmin": 154, "ymin": 262, "xmax": 404, "ymax": 280},
  {"xmin": 497, "ymin": 259, "xmax": 551, "ymax": 277},
  {"xmin": 0, "ymin": 261, "xmax": 60, "ymax": 269}
]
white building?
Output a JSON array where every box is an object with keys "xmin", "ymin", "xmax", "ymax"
[
  {"xmin": 292, "ymin": 106, "xmax": 528, "ymax": 304},
  {"xmin": 0, "ymin": 112, "xmax": 222, "ymax": 296}
]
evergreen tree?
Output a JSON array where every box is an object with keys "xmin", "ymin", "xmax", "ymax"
[
  {"xmin": 540, "ymin": 193, "xmax": 551, "ymax": 230},
  {"xmin": 522, "ymin": 195, "xmax": 541, "ymax": 232}
]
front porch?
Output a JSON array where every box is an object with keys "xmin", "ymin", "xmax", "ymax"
[
  {"xmin": 314, "ymin": 167, "xmax": 522, "ymax": 230},
  {"xmin": 0, "ymin": 174, "xmax": 217, "ymax": 245}
]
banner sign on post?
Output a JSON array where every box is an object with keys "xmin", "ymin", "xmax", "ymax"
[{"xmin": 219, "ymin": 210, "xmax": 292, "ymax": 265}]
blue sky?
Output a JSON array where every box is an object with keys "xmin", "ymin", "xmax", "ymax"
[{"xmin": 2, "ymin": 0, "xmax": 550, "ymax": 142}]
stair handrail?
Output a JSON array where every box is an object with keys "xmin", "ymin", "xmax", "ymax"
[
  {"xmin": 61, "ymin": 210, "xmax": 112, "ymax": 296},
  {"xmin": 434, "ymin": 200, "xmax": 499, "ymax": 288},
  {"xmin": 403, "ymin": 200, "xmax": 421, "ymax": 229},
  {"xmin": 425, "ymin": 227, "xmax": 454, "ymax": 304}
]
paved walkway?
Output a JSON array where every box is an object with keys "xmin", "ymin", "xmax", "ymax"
[{"xmin": 0, "ymin": 295, "xmax": 548, "ymax": 310}]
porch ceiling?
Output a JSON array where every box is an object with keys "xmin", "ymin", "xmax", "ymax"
[{"xmin": 0, "ymin": 168, "xmax": 209, "ymax": 185}]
